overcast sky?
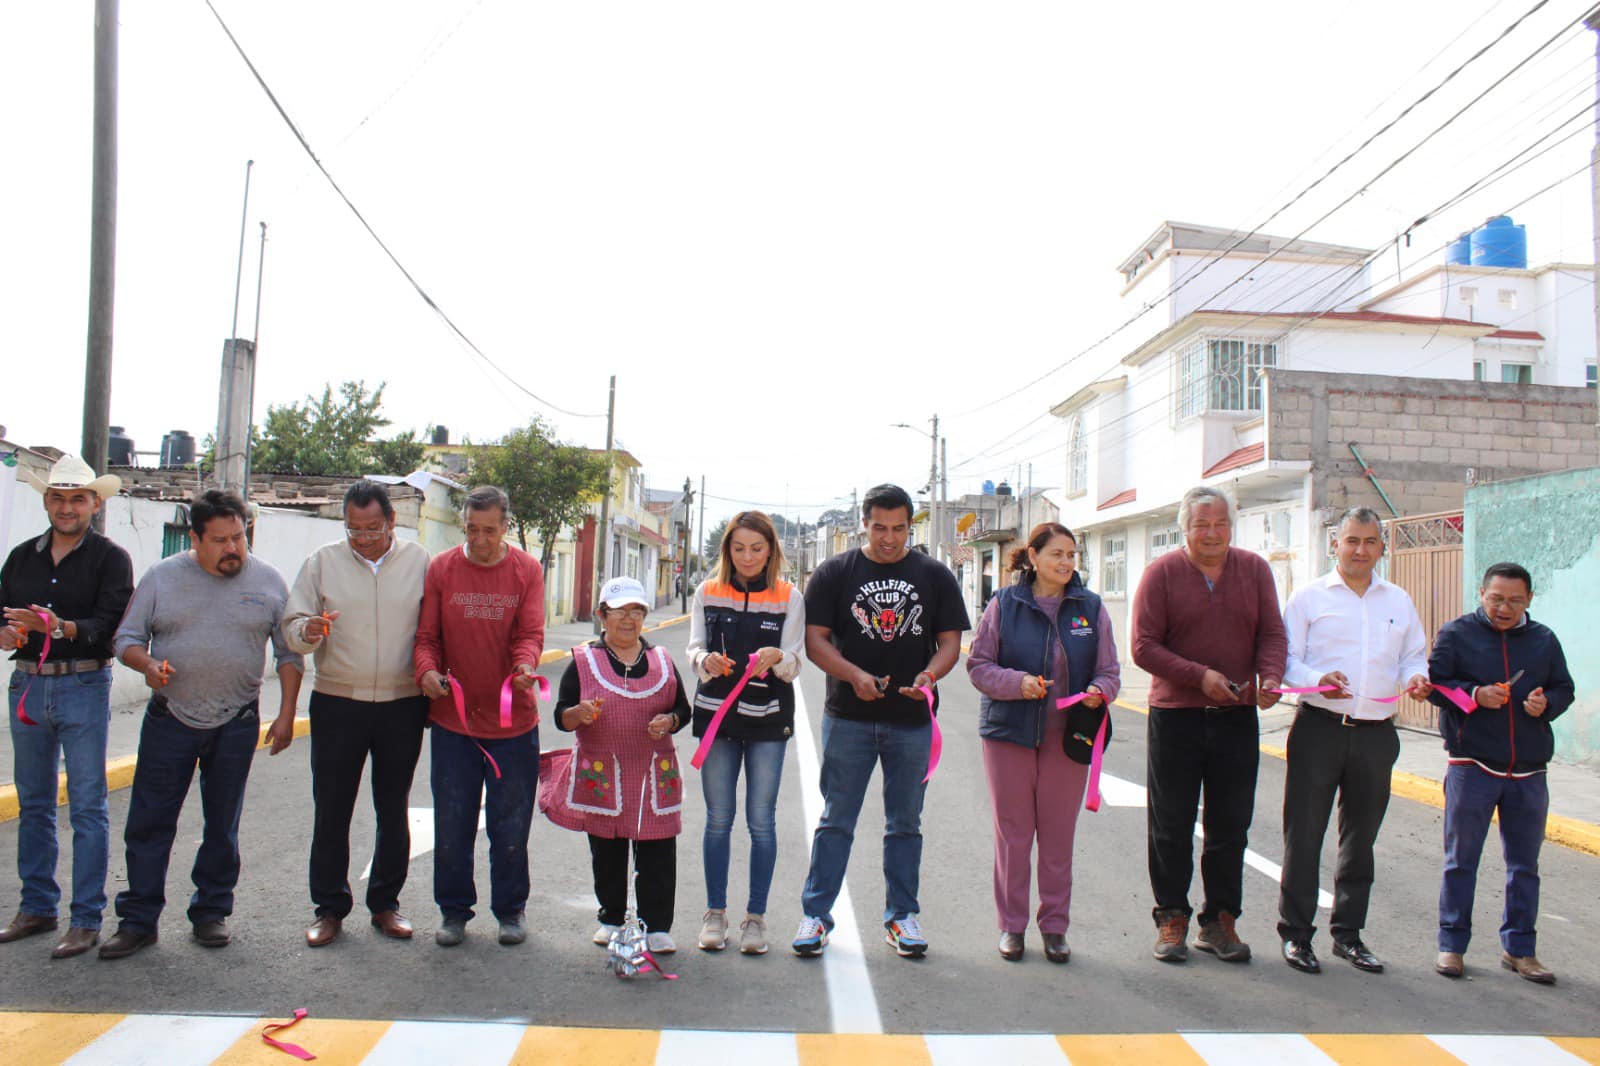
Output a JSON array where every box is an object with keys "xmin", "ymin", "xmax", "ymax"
[{"xmin": 6, "ymin": 0, "xmax": 1595, "ymax": 528}]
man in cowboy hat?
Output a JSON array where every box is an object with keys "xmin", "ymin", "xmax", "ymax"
[{"xmin": 0, "ymin": 454, "xmax": 133, "ymax": 958}]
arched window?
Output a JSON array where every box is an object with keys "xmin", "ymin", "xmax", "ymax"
[{"xmin": 1068, "ymin": 416, "xmax": 1087, "ymax": 495}]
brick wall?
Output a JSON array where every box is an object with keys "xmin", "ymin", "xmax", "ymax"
[{"xmin": 1265, "ymin": 369, "xmax": 1598, "ymax": 517}]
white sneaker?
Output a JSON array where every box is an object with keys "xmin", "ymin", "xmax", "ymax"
[
  {"xmin": 739, "ymin": 913, "xmax": 769, "ymax": 955},
  {"xmin": 792, "ymin": 915, "xmax": 828, "ymax": 956},
  {"xmin": 646, "ymin": 931, "xmax": 677, "ymax": 954},
  {"xmin": 698, "ymin": 909, "xmax": 728, "ymax": 951},
  {"xmin": 592, "ymin": 923, "xmax": 620, "ymax": 946}
]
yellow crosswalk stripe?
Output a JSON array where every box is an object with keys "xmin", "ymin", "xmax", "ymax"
[
  {"xmin": 210, "ymin": 1017, "xmax": 393, "ymax": 1064},
  {"xmin": 797, "ymin": 1033, "xmax": 933, "ymax": 1066},
  {"xmin": 513, "ymin": 1025, "xmax": 661, "ymax": 1065},
  {"xmin": 1056, "ymin": 1034, "xmax": 1205, "ymax": 1065},
  {"xmin": 1306, "ymin": 1034, "xmax": 1466, "ymax": 1064},
  {"xmin": 0, "ymin": 1010, "xmax": 124, "ymax": 1063},
  {"xmin": 1550, "ymin": 1037, "xmax": 1600, "ymax": 1065}
]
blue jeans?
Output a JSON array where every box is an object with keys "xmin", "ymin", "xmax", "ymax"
[
  {"xmin": 701, "ymin": 737, "xmax": 787, "ymax": 913},
  {"xmin": 800, "ymin": 715, "xmax": 930, "ymax": 927},
  {"xmin": 1439, "ymin": 762, "xmax": 1548, "ymax": 956},
  {"xmin": 430, "ymin": 725, "xmax": 538, "ymax": 922},
  {"xmin": 114, "ymin": 699, "xmax": 260, "ymax": 934},
  {"xmin": 8, "ymin": 667, "xmax": 112, "ymax": 928}
]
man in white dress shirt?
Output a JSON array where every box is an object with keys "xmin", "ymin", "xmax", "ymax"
[{"xmin": 1276, "ymin": 507, "xmax": 1432, "ymax": 975}]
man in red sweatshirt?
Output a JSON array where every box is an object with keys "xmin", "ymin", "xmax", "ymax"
[
  {"xmin": 414, "ymin": 486, "xmax": 545, "ymax": 948},
  {"xmin": 1132, "ymin": 485, "xmax": 1286, "ymax": 966}
]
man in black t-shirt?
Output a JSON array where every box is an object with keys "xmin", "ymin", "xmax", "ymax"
[{"xmin": 792, "ymin": 484, "xmax": 969, "ymax": 960}]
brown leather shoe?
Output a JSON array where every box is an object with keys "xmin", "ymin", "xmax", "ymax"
[
  {"xmin": 306, "ymin": 915, "xmax": 342, "ymax": 948},
  {"xmin": 51, "ymin": 927, "xmax": 99, "ymax": 959},
  {"xmin": 998, "ymin": 931, "xmax": 1024, "ymax": 961},
  {"xmin": 1501, "ymin": 952, "xmax": 1555, "ymax": 984},
  {"xmin": 371, "ymin": 910, "xmax": 414, "ymax": 939},
  {"xmin": 99, "ymin": 928, "xmax": 158, "ymax": 960},
  {"xmin": 1042, "ymin": 932, "xmax": 1070, "ymax": 964},
  {"xmin": 1435, "ymin": 950, "xmax": 1465, "ymax": 977},
  {"xmin": 0, "ymin": 911, "xmax": 59, "ymax": 943}
]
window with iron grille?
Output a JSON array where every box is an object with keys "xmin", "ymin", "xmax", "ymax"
[
  {"xmin": 1067, "ymin": 416, "xmax": 1087, "ymax": 495},
  {"xmin": 1101, "ymin": 533, "xmax": 1127, "ymax": 596},
  {"xmin": 1175, "ymin": 336, "xmax": 1277, "ymax": 419},
  {"xmin": 1149, "ymin": 524, "xmax": 1183, "ymax": 559}
]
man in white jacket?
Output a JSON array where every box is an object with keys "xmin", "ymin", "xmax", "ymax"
[{"xmin": 284, "ymin": 480, "xmax": 430, "ymax": 947}]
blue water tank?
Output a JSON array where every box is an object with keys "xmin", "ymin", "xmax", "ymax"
[
  {"xmin": 1470, "ymin": 215, "xmax": 1527, "ymax": 269},
  {"xmin": 982, "ymin": 480, "xmax": 996, "ymax": 495},
  {"xmin": 1446, "ymin": 233, "xmax": 1473, "ymax": 266}
]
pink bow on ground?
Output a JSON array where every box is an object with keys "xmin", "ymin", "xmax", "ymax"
[
  {"xmin": 691, "ymin": 653, "xmax": 761, "ymax": 770},
  {"xmin": 261, "ymin": 1008, "xmax": 316, "ymax": 1060},
  {"xmin": 916, "ymin": 684, "xmax": 942, "ymax": 784},
  {"xmin": 1057, "ymin": 693, "xmax": 1109, "ymax": 812},
  {"xmin": 14, "ymin": 610, "xmax": 51, "ymax": 726}
]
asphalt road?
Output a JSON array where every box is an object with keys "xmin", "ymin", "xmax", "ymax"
[{"xmin": 1, "ymin": 622, "xmax": 1596, "ymax": 1036}]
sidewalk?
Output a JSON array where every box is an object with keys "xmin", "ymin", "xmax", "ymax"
[
  {"xmin": 1113, "ymin": 661, "xmax": 1600, "ymax": 855},
  {"xmin": 0, "ymin": 616, "xmax": 684, "ymax": 793}
]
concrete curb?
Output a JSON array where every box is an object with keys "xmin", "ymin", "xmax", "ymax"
[
  {"xmin": 1113, "ymin": 697, "xmax": 1600, "ymax": 858},
  {"xmin": 0, "ymin": 614, "xmax": 692, "ymax": 825}
]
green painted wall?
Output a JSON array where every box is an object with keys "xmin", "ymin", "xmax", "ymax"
[{"xmin": 1464, "ymin": 467, "xmax": 1600, "ymax": 765}]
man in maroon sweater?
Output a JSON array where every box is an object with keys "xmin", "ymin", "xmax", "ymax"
[
  {"xmin": 1131, "ymin": 486, "xmax": 1286, "ymax": 965},
  {"xmin": 414, "ymin": 486, "xmax": 545, "ymax": 948}
]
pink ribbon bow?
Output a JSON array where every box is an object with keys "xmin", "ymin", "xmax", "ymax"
[
  {"xmin": 1057, "ymin": 692, "xmax": 1109, "ymax": 812},
  {"xmin": 261, "ymin": 1008, "xmax": 316, "ymax": 1060},
  {"xmin": 14, "ymin": 611, "xmax": 51, "ymax": 726},
  {"xmin": 691, "ymin": 653, "xmax": 762, "ymax": 771},
  {"xmin": 916, "ymin": 684, "xmax": 942, "ymax": 783}
]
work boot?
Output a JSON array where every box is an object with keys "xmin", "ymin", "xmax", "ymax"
[
  {"xmin": 1195, "ymin": 911, "xmax": 1251, "ymax": 962},
  {"xmin": 1153, "ymin": 909, "xmax": 1189, "ymax": 962}
]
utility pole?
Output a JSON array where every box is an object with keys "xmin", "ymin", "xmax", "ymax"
[
  {"xmin": 243, "ymin": 222, "xmax": 267, "ymax": 494},
  {"xmin": 80, "ymin": 0, "xmax": 119, "ymax": 532},
  {"xmin": 216, "ymin": 160, "xmax": 254, "ymax": 495},
  {"xmin": 940, "ymin": 437, "xmax": 949, "ymax": 565},
  {"xmin": 593, "ymin": 375, "xmax": 616, "ymax": 632},
  {"xmin": 928, "ymin": 414, "xmax": 940, "ymax": 559},
  {"xmin": 697, "ymin": 475, "xmax": 706, "ymax": 585},
  {"xmin": 679, "ymin": 476, "xmax": 694, "ymax": 615},
  {"xmin": 1589, "ymin": 10, "xmax": 1600, "ymax": 459}
]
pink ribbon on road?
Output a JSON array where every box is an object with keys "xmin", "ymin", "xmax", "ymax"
[
  {"xmin": 14, "ymin": 611, "xmax": 51, "ymax": 726},
  {"xmin": 691, "ymin": 653, "xmax": 761, "ymax": 770},
  {"xmin": 260, "ymin": 1008, "xmax": 316, "ymax": 1060},
  {"xmin": 1057, "ymin": 693, "xmax": 1109, "ymax": 813},
  {"xmin": 916, "ymin": 684, "xmax": 942, "ymax": 784}
]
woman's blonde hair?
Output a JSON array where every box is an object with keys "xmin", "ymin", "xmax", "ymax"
[{"xmin": 715, "ymin": 511, "xmax": 785, "ymax": 586}]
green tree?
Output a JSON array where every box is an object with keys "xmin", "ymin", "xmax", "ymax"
[
  {"xmin": 703, "ymin": 517, "xmax": 729, "ymax": 560},
  {"xmin": 469, "ymin": 418, "xmax": 611, "ymax": 572},
  {"xmin": 251, "ymin": 380, "xmax": 422, "ymax": 477},
  {"xmin": 368, "ymin": 429, "xmax": 426, "ymax": 476}
]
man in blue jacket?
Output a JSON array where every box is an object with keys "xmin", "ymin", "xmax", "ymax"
[{"xmin": 1426, "ymin": 562, "xmax": 1574, "ymax": 985}]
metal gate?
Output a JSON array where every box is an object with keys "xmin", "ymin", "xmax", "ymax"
[{"xmin": 1385, "ymin": 511, "xmax": 1464, "ymax": 732}]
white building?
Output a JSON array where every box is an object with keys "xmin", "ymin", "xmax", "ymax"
[{"xmin": 1052, "ymin": 219, "xmax": 1597, "ymax": 646}]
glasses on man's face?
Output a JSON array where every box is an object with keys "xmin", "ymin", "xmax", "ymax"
[
  {"xmin": 1483, "ymin": 595, "xmax": 1528, "ymax": 611},
  {"xmin": 609, "ymin": 606, "xmax": 647, "ymax": 620},
  {"xmin": 345, "ymin": 527, "xmax": 387, "ymax": 542}
]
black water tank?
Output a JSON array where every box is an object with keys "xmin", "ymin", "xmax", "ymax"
[
  {"xmin": 432, "ymin": 425, "xmax": 449, "ymax": 445},
  {"xmin": 108, "ymin": 426, "xmax": 136, "ymax": 466},
  {"xmin": 160, "ymin": 430, "xmax": 196, "ymax": 469}
]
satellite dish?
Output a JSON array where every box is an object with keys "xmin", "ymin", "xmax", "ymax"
[{"xmin": 956, "ymin": 512, "xmax": 977, "ymax": 534}]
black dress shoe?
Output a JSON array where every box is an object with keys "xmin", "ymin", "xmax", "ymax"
[
  {"xmin": 1332, "ymin": 938, "xmax": 1384, "ymax": 973},
  {"xmin": 98, "ymin": 928, "xmax": 158, "ymax": 960},
  {"xmin": 1282, "ymin": 939, "xmax": 1321, "ymax": 974},
  {"xmin": 1041, "ymin": 932, "xmax": 1070, "ymax": 964},
  {"xmin": 998, "ymin": 931, "xmax": 1024, "ymax": 961},
  {"xmin": 192, "ymin": 919, "xmax": 230, "ymax": 948}
]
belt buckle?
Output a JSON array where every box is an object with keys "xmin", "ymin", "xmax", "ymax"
[{"xmin": 1338, "ymin": 712, "xmax": 1356, "ymax": 728}]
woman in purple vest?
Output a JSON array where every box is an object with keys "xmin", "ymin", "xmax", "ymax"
[{"xmin": 966, "ymin": 522, "xmax": 1120, "ymax": 963}]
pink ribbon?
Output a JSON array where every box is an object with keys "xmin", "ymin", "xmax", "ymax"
[
  {"xmin": 691, "ymin": 653, "xmax": 761, "ymax": 771},
  {"xmin": 1266, "ymin": 685, "xmax": 1343, "ymax": 695},
  {"xmin": 636, "ymin": 949, "xmax": 679, "ymax": 980},
  {"xmin": 261, "ymin": 1008, "xmax": 316, "ymax": 1060},
  {"xmin": 916, "ymin": 684, "xmax": 942, "ymax": 784},
  {"xmin": 1434, "ymin": 685, "xmax": 1477, "ymax": 714},
  {"xmin": 1057, "ymin": 693, "xmax": 1109, "ymax": 812},
  {"xmin": 498, "ymin": 673, "xmax": 551, "ymax": 730},
  {"xmin": 1268, "ymin": 683, "xmax": 1478, "ymax": 714},
  {"xmin": 14, "ymin": 611, "xmax": 51, "ymax": 726},
  {"xmin": 446, "ymin": 674, "xmax": 502, "ymax": 780}
]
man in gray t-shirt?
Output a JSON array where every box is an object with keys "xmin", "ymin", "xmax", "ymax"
[{"xmin": 99, "ymin": 491, "xmax": 303, "ymax": 960}]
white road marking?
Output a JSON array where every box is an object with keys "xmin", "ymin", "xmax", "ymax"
[
  {"xmin": 1427, "ymin": 1035, "xmax": 1592, "ymax": 1065},
  {"xmin": 926, "ymin": 1033, "xmax": 1069, "ymax": 1065},
  {"xmin": 360, "ymin": 1019, "xmax": 526, "ymax": 1064},
  {"xmin": 360, "ymin": 806, "xmax": 486, "ymax": 881},
  {"xmin": 792, "ymin": 682, "xmax": 884, "ymax": 1035},
  {"xmin": 657, "ymin": 1029, "xmax": 800, "ymax": 1066},
  {"xmin": 1098, "ymin": 772, "xmax": 1335, "ymax": 910},
  {"xmin": 65, "ymin": 1014, "xmax": 257, "ymax": 1066},
  {"xmin": 1182, "ymin": 1032, "xmax": 1337, "ymax": 1064}
]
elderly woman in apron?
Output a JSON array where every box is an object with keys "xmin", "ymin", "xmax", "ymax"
[{"xmin": 543, "ymin": 577, "xmax": 690, "ymax": 953}]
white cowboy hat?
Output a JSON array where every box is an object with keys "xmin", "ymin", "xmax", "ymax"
[{"xmin": 23, "ymin": 453, "xmax": 122, "ymax": 499}]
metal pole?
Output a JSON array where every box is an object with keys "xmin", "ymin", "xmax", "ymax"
[
  {"xmin": 697, "ymin": 474, "xmax": 706, "ymax": 583},
  {"xmin": 81, "ymin": 0, "xmax": 119, "ymax": 531},
  {"xmin": 243, "ymin": 221, "xmax": 266, "ymax": 494},
  {"xmin": 593, "ymin": 375, "xmax": 616, "ymax": 633},
  {"xmin": 939, "ymin": 438, "xmax": 948, "ymax": 564},
  {"xmin": 679, "ymin": 476, "xmax": 693, "ymax": 615},
  {"xmin": 928, "ymin": 414, "xmax": 939, "ymax": 557},
  {"xmin": 219, "ymin": 161, "xmax": 253, "ymax": 493},
  {"xmin": 1589, "ymin": 10, "xmax": 1600, "ymax": 459}
]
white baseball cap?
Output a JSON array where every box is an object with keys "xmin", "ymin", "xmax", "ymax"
[{"xmin": 599, "ymin": 576, "xmax": 650, "ymax": 610}]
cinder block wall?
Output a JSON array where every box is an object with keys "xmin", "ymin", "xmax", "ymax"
[{"xmin": 1266, "ymin": 369, "xmax": 1598, "ymax": 517}]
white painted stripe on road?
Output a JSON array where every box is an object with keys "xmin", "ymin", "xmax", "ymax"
[
  {"xmin": 361, "ymin": 806, "xmax": 486, "ymax": 881},
  {"xmin": 1427, "ymin": 1034, "xmax": 1591, "ymax": 1065},
  {"xmin": 657, "ymin": 1029, "xmax": 800, "ymax": 1066},
  {"xmin": 1217, "ymin": 835, "xmax": 1334, "ymax": 911},
  {"xmin": 1182, "ymin": 1032, "xmax": 1336, "ymax": 1064},
  {"xmin": 360, "ymin": 1019, "xmax": 526, "ymax": 1065},
  {"xmin": 65, "ymin": 1013, "xmax": 257, "ymax": 1066},
  {"xmin": 926, "ymin": 1033, "xmax": 1069, "ymax": 1065},
  {"xmin": 792, "ymin": 682, "xmax": 884, "ymax": 1035}
]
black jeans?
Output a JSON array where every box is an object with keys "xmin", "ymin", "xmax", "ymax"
[
  {"xmin": 309, "ymin": 692, "xmax": 428, "ymax": 918},
  {"xmin": 1147, "ymin": 705, "xmax": 1259, "ymax": 925},
  {"xmin": 1277, "ymin": 707, "xmax": 1398, "ymax": 944},
  {"xmin": 588, "ymin": 835, "xmax": 676, "ymax": 933}
]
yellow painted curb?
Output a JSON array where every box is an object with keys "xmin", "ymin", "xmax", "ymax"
[
  {"xmin": 1109, "ymin": 697, "xmax": 1600, "ymax": 859},
  {"xmin": 0, "ymin": 619, "xmax": 694, "ymax": 825}
]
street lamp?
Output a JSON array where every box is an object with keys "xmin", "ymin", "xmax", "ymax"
[{"xmin": 890, "ymin": 416, "xmax": 942, "ymax": 561}]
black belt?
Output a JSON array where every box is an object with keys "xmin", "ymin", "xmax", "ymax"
[
  {"xmin": 1304, "ymin": 703, "xmax": 1393, "ymax": 728},
  {"xmin": 16, "ymin": 658, "xmax": 111, "ymax": 677}
]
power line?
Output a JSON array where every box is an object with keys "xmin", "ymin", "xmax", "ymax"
[{"xmin": 202, "ymin": 0, "xmax": 606, "ymax": 422}]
